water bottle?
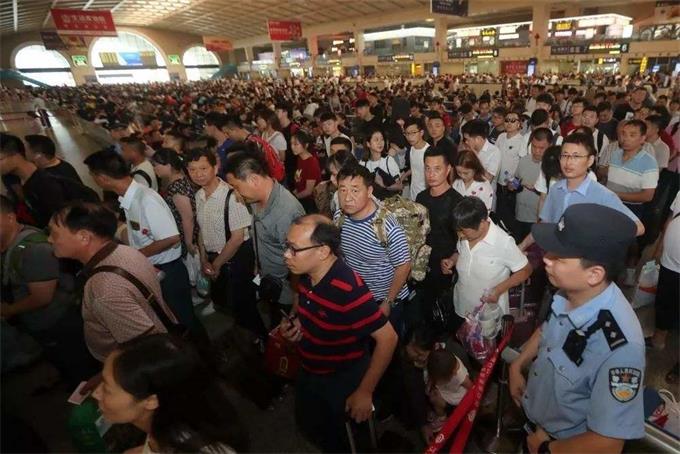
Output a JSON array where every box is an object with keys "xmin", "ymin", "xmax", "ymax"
[{"xmin": 67, "ymin": 398, "xmax": 107, "ymax": 453}]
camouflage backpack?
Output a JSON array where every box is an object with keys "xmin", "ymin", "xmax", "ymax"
[{"xmin": 337, "ymin": 195, "xmax": 431, "ymax": 282}]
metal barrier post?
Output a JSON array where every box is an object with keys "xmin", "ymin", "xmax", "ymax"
[{"xmin": 481, "ymin": 314, "xmax": 514, "ymax": 453}]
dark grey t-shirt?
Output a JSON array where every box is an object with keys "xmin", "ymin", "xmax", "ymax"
[{"xmin": 1, "ymin": 228, "xmax": 72, "ymax": 332}]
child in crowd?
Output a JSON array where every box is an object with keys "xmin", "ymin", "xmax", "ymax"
[{"xmin": 424, "ymin": 349, "xmax": 473, "ymax": 433}]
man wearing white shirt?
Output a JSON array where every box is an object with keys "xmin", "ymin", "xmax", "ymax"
[
  {"xmin": 84, "ymin": 149, "xmax": 198, "ymax": 333},
  {"xmin": 402, "ymin": 117, "xmax": 430, "ymax": 200},
  {"xmin": 120, "ymin": 136, "xmax": 158, "ymax": 191},
  {"xmin": 440, "ymin": 197, "xmax": 532, "ymax": 317},
  {"xmin": 646, "ymin": 115, "xmax": 671, "ymax": 169},
  {"xmin": 582, "ymin": 105, "xmax": 609, "ymax": 157},
  {"xmin": 462, "ymin": 119, "xmax": 501, "ymax": 184},
  {"xmin": 495, "ymin": 111, "xmax": 527, "ymax": 232}
]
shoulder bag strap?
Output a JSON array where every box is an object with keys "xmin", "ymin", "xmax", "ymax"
[
  {"xmin": 249, "ymin": 206, "xmax": 262, "ymax": 274},
  {"xmin": 224, "ymin": 188, "xmax": 233, "ymax": 242},
  {"xmin": 89, "ymin": 265, "xmax": 179, "ymax": 333}
]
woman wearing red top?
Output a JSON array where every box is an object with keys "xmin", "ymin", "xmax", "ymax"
[{"xmin": 291, "ymin": 130, "xmax": 322, "ymax": 213}]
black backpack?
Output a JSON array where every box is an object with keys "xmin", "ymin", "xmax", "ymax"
[{"xmin": 51, "ymin": 175, "xmax": 100, "ymax": 204}]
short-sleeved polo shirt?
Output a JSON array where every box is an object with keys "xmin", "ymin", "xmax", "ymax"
[{"xmin": 606, "ymin": 148, "xmax": 659, "ymax": 205}]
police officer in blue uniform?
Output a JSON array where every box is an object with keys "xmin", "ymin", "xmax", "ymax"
[{"xmin": 509, "ymin": 204, "xmax": 645, "ymax": 453}]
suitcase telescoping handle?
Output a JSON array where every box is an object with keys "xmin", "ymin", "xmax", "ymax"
[{"xmin": 345, "ymin": 407, "xmax": 378, "ymax": 453}]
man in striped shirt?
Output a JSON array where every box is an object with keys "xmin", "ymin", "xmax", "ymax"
[
  {"xmin": 334, "ymin": 164, "xmax": 411, "ymax": 335},
  {"xmin": 281, "ymin": 215, "xmax": 397, "ymax": 452}
]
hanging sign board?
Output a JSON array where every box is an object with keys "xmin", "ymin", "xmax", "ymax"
[
  {"xmin": 203, "ymin": 36, "xmax": 233, "ymax": 51},
  {"xmin": 51, "ymin": 8, "xmax": 117, "ymax": 36},
  {"xmin": 431, "ymin": 0, "xmax": 468, "ymax": 16},
  {"xmin": 267, "ymin": 20, "xmax": 302, "ymax": 41}
]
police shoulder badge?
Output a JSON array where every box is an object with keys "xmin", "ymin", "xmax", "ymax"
[{"xmin": 609, "ymin": 367, "xmax": 641, "ymax": 403}]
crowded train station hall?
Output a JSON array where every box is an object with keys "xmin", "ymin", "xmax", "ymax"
[{"xmin": 0, "ymin": 0, "xmax": 679, "ymax": 452}]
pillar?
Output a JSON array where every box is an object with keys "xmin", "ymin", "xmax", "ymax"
[
  {"xmin": 353, "ymin": 29, "xmax": 365, "ymax": 66},
  {"xmin": 531, "ymin": 3, "xmax": 550, "ymax": 72},
  {"xmin": 434, "ymin": 17, "xmax": 448, "ymax": 64},
  {"xmin": 273, "ymin": 41, "xmax": 282, "ymax": 73},
  {"xmin": 307, "ymin": 34, "xmax": 318, "ymax": 67},
  {"xmin": 244, "ymin": 46, "xmax": 254, "ymax": 64},
  {"xmin": 70, "ymin": 64, "xmax": 98, "ymax": 85}
]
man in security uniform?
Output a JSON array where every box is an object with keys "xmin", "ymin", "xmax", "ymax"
[{"xmin": 509, "ymin": 203, "xmax": 645, "ymax": 453}]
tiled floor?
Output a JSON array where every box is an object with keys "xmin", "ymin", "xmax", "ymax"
[{"xmin": 1, "ymin": 110, "xmax": 677, "ymax": 452}]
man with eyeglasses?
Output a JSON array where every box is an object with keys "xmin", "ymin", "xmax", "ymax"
[
  {"xmin": 518, "ymin": 133, "xmax": 644, "ymax": 252},
  {"xmin": 280, "ymin": 214, "xmax": 397, "ymax": 452},
  {"xmin": 402, "ymin": 117, "xmax": 430, "ymax": 201},
  {"xmin": 496, "ymin": 112, "xmax": 528, "ymax": 235}
]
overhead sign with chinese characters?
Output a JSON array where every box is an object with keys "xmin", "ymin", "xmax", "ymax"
[
  {"xmin": 448, "ymin": 48, "xmax": 498, "ymax": 59},
  {"xmin": 554, "ymin": 21, "xmax": 573, "ymax": 31},
  {"xmin": 267, "ymin": 20, "xmax": 302, "ymax": 41},
  {"xmin": 431, "ymin": 0, "xmax": 468, "ymax": 16},
  {"xmin": 203, "ymin": 36, "xmax": 233, "ymax": 51},
  {"xmin": 51, "ymin": 8, "xmax": 117, "ymax": 36},
  {"xmin": 168, "ymin": 54, "xmax": 181, "ymax": 65}
]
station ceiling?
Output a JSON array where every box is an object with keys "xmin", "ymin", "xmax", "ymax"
[{"xmin": 0, "ymin": 0, "xmax": 652, "ymax": 39}]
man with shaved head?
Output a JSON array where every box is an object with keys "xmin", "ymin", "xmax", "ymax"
[{"xmin": 280, "ymin": 214, "xmax": 397, "ymax": 452}]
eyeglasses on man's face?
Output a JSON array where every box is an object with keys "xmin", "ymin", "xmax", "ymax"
[
  {"xmin": 504, "ymin": 117, "xmax": 520, "ymax": 123},
  {"xmin": 559, "ymin": 154, "xmax": 589, "ymax": 161},
  {"xmin": 284, "ymin": 242, "xmax": 324, "ymax": 256}
]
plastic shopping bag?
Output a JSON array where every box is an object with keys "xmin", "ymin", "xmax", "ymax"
[
  {"xmin": 183, "ymin": 251, "xmax": 201, "ymax": 287},
  {"xmin": 632, "ymin": 261, "xmax": 659, "ymax": 309},
  {"xmin": 456, "ymin": 304, "xmax": 498, "ymax": 362}
]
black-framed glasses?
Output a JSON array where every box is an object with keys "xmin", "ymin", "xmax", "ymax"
[
  {"xmin": 504, "ymin": 118, "xmax": 520, "ymax": 123},
  {"xmin": 284, "ymin": 242, "xmax": 325, "ymax": 256}
]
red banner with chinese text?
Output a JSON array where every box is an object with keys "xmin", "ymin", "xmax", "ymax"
[
  {"xmin": 51, "ymin": 8, "xmax": 117, "ymax": 36},
  {"xmin": 267, "ymin": 20, "xmax": 302, "ymax": 41}
]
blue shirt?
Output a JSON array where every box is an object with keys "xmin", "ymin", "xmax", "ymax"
[
  {"xmin": 216, "ymin": 139, "xmax": 235, "ymax": 177},
  {"xmin": 540, "ymin": 177, "xmax": 640, "ymax": 224},
  {"xmin": 523, "ymin": 283, "xmax": 645, "ymax": 440},
  {"xmin": 335, "ymin": 207, "xmax": 411, "ymax": 301}
]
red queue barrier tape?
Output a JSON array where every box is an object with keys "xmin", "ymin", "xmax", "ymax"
[{"xmin": 424, "ymin": 327, "xmax": 514, "ymax": 454}]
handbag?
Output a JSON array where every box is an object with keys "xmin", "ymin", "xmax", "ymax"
[{"xmin": 263, "ymin": 325, "xmax": 300, "ymax": 380}]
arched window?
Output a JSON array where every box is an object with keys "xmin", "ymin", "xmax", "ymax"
[
  {"xmin": 90, "ymin": 31, "xmax": 169, "ymax": 84},
  {"xmin": 183, "ymin": 46, "xmax": 220, "ymax": 80},
  {"xmin": 14, "ymin": 44, "xmax": 75, "ymax": 87}
]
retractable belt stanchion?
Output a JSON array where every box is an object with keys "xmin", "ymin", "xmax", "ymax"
[
  {"xmin": 481, "ymin": 314, "xmax": 515, "ymax": 453},
  {"xmin": 424, "ymin": 315, "xmax": 515, "ymax": 454}
]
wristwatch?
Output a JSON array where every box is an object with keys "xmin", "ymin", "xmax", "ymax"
[
  {"xmin": 538, "ymin": 440, "xmax": 552, "ymax": 454},
  {"xmin": 383, "ymin": 298, "xmax": 396, "ymax": 308}
]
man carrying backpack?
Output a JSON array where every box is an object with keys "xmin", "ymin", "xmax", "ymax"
[
  {"xmin": 334, "ymin": 164, "xmax": 412, "ymax": 336},
  {"xmin": 0, "ymin": 196, "xmax": 98, "ymax": 389},
  {"xmin": 223, "ymin": 115, "xmax": 286, "ymax": 183}
]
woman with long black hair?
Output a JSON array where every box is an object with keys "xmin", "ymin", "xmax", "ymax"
[{"xmin": 93, "ymin": 334, "xmax": 248, "ymax": 453}]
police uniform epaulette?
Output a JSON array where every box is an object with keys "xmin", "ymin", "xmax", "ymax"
[
  {"xmin": 562, "ymin": 309, "xmax": 628, "ymax": 366},
  {"xmin": 599, "ymin": 309, "xmax": 628, "ymax": 351}
]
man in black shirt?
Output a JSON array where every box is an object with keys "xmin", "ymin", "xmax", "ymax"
[
  {"xmin": 427, "ymin": 112, "xmax": 458, "ymax": 168},
  {"xmin": 354, "ymin": 98, "xmax": 383, "ymax": 144},
  {"xmin": 415, "ymin": 148, "xmax": 462, "ymax": 326},
  {"xmin": 0, "ymin": 133, "xmax": 65, "ymax": 228},
  {"xmin": 596, "ymin": 102, "xmax": 618, "ymax": 141},
  {"xmin": 24, "ymin": 134, "xmax": 82, "ymax": 184}
]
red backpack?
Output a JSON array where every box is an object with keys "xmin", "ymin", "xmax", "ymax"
[{"xmin": 247, "ymin": 135, "xmax": 285, "ymax": 182}]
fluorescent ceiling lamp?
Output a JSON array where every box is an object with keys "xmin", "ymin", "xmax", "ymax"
[
  {"xmin": 364, "ymin": 27, "xmax": 435, "ymax": 41},
  {"xmin": 332, "ymin": 40, "xmax": 344, "ymax": 45},
  {"xmin": 498, "ymin": 33, "xmax": 519, "ymax": 40},
  {"xmin": 554, "ymin": 30, "xmax": 573, "ymax": 37}
]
